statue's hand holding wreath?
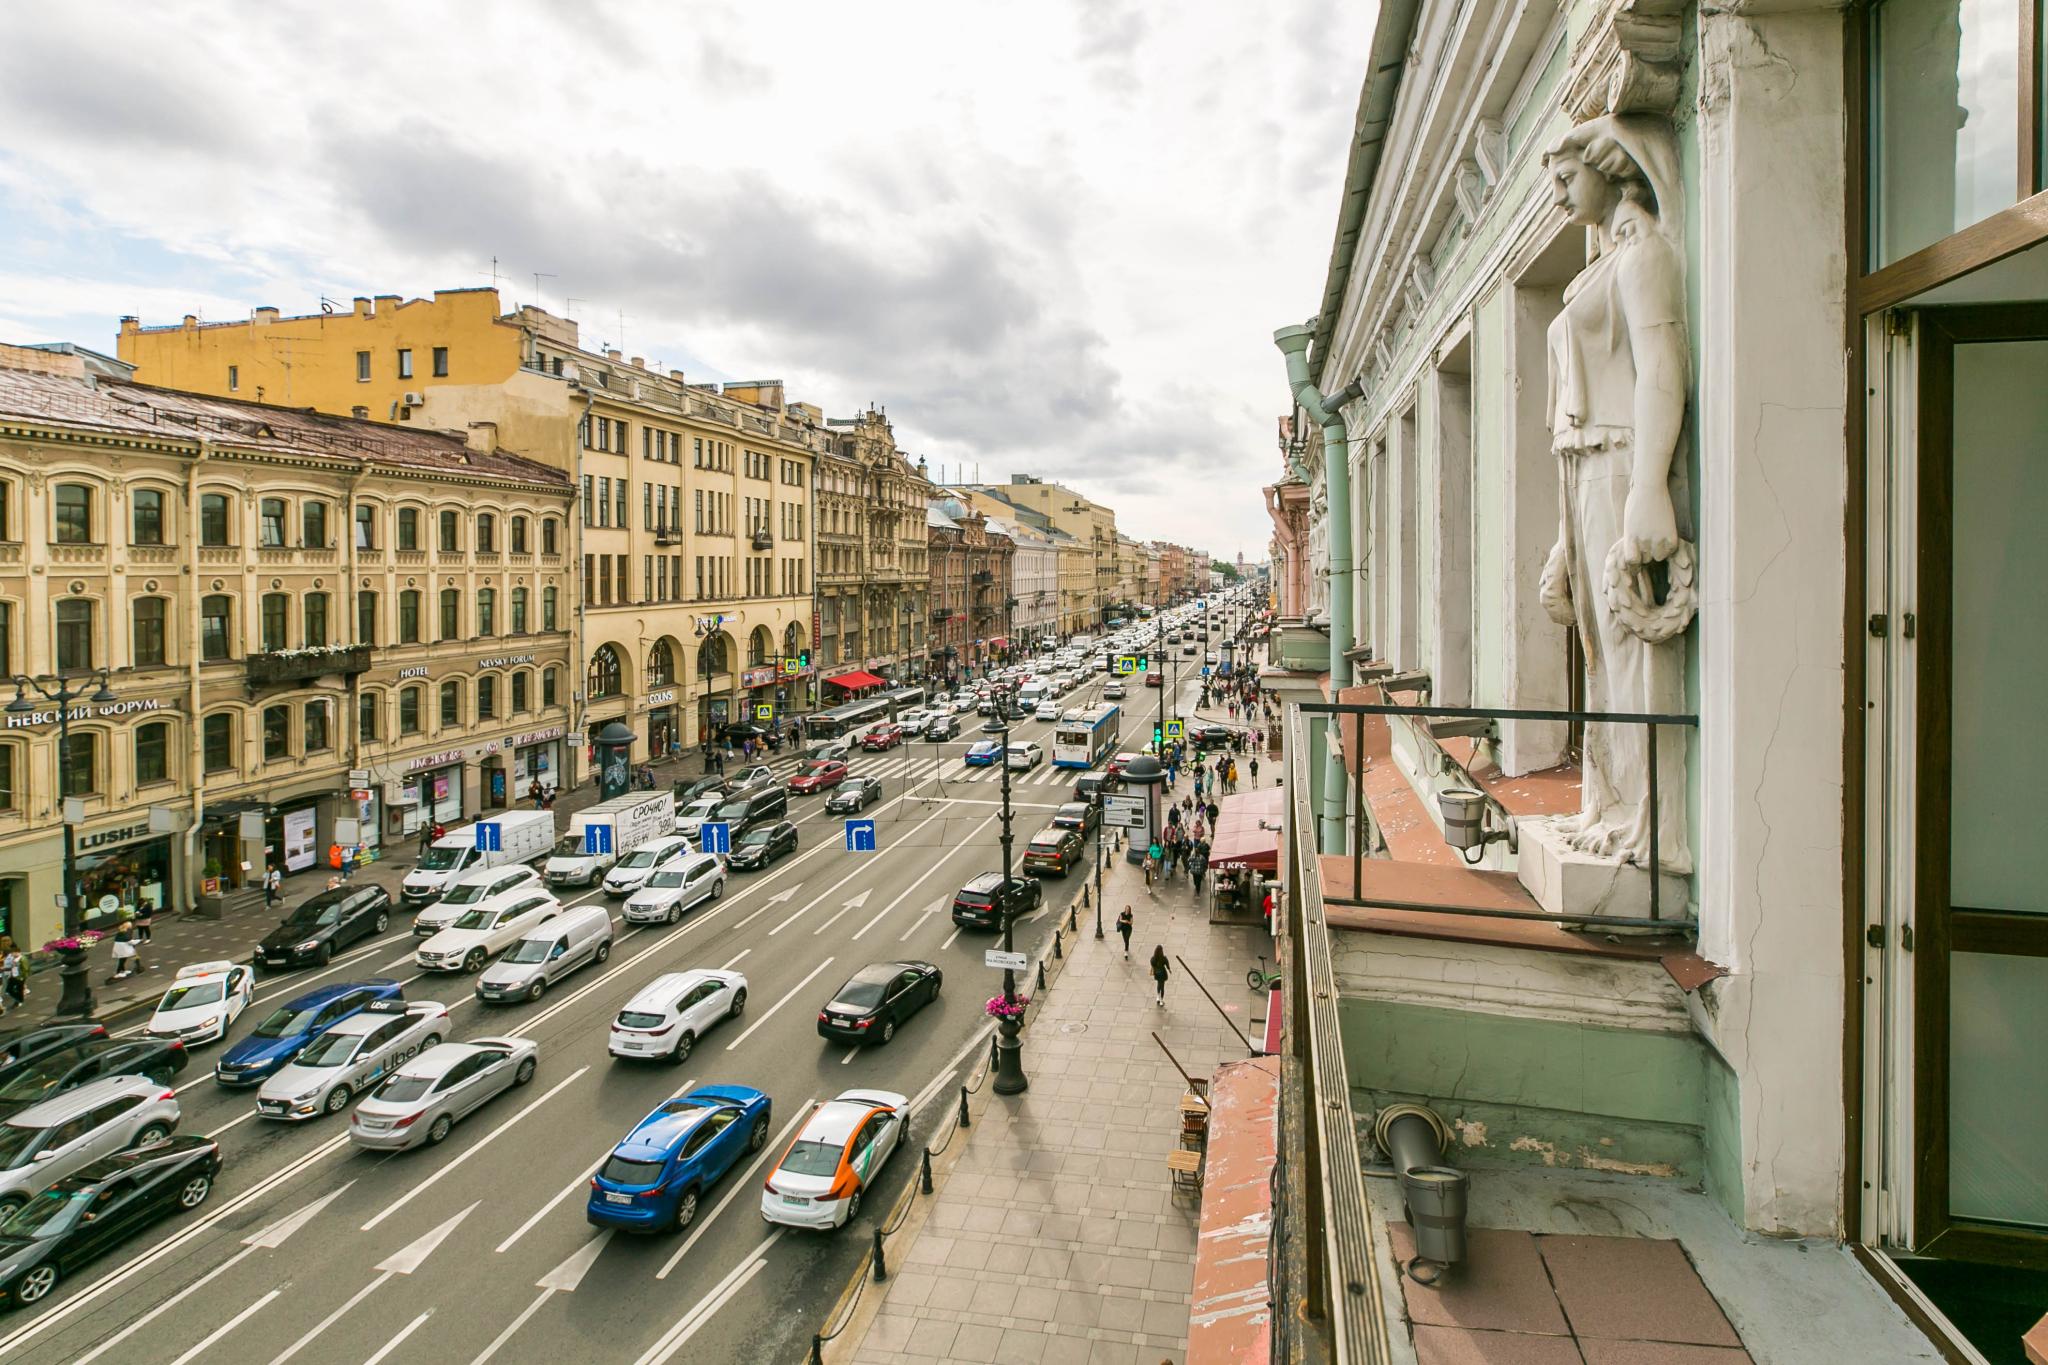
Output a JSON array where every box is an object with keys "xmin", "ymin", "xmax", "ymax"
[
  {"xmin": 1619, "ymin": 483, "xmax": 1679, "ymax": 567},
  {"xmin": 1605, "ymin": 482, "xmax": 1696, "ymax": 644}
]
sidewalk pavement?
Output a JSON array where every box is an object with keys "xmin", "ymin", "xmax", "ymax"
[
  {"xmin": 0, "ymin": 743, "xmax": 750, "ymax": 1032},
  {"xmin": 832, "ymin": 836, "xmax": 1272, "ymax": 1365}
]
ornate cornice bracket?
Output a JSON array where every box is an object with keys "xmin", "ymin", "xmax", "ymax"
[{"xmin": 1563, "ymin": 0, "xmax": 1689, "ymax": 121}]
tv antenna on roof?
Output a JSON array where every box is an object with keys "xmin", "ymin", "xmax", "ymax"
[{"xmin": 483, "ymin": 255, "xmax": 503, "ymax": 291}]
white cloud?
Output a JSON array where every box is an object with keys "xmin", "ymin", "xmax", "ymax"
[{"xmin": 0, "ymin": 0, "xmax": 1374, "ymax": 555}]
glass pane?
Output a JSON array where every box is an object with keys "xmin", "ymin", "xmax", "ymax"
[
  {"xmin": 1949, "ymin": 951, "xmax": 2048, "ymax": 1227},
  {"xmin": 1950, "ymin": 340, "xmax": 2048, "ymax": 915},
  {"xmin": 1870, "ymin": 0, "xmax": 2022, "ymax": 265}
]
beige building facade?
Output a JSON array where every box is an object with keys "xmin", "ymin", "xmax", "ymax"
[{"xmin": 813, "ymin": 408, "xmax": 931, "ymax": 684}]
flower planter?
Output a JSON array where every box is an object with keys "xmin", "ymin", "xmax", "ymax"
[
  {"xmin": 247, "ymin": 644, "xmax": 372, "ymax": 686},
  {"xmin": 51, "ymin": 947, "xmax": 95, "ymax": 1018}
]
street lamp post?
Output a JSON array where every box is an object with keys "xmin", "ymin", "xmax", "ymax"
[
  {"xmin": 1092, "ymin": 783, "xmax": 1105, "ymax": 940},
  {"xmin": 981, "ymin": 714, "xmax": 1029, "ymax": 1095},
  {"xmin": 8, "ymin": 669, "xmax": 117, "ymax": 939}
]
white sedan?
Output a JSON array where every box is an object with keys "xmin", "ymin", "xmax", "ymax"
[
  {"xmin": 145, "ymin": 961, "xmax": 255, "ymax": 1046},
  {"xmin": 415, "ymin": 892, "xmax": 564, "ymax": 973}
]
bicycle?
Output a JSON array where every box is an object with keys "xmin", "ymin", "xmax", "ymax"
[{"xmin": 1247, "ymin": 956, "xmax": 1280, "ymax": 991}]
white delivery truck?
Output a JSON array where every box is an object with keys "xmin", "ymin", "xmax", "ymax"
[
  {"xmin": 543, "ymin": 791, "xmax": 676, "ymax": 889},
  {"xmin": 400, "ymin": 809, "xmax": 556, "ymax": 909}
]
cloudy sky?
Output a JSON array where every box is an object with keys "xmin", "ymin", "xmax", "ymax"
[{"xmin": 0, "ymin": 2, "xmax": 1372, "ymax": 557}]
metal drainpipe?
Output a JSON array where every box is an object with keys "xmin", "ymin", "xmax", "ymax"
[
  {"xmin": 180, "ymin": 443, "xmax": 210, "ymax": 911},
  {"xmin": 572, "ymin": 390, "xmax": 593, "ymax": 785},
  {"xmin": 1274, "ymin": 324, "xmax": 1359, "ymax": 850}
]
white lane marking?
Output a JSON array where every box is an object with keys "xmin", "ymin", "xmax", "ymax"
[
  {"xmin": 897, "ymin": 895, "xmax": 949, "ymax": 943},
  {"xmin": 266, "ymin": 1270, "xmax": 394, "ymax": 1365},
  {"xmin": 768, "ymin": 802, "xmax": 953, "ymax": 934},
  {"xmin": 359, "ymin": 1068, "xmax": 588, "ymax": 1231},
  {"xmin": 719, "ymin": 949, "xmax": 749, "ymax": 970},
  {"xmin": 725, "ymin": 958, "xmax": 836, "ymax": 1051},
  {"xmin": 165, "ymin": 1288, "xmax": 281, "ymax": 1365},
  {"xmin": 469, "ymin": 1286, "xmax": 555, "ymax": 1365},
  {"xmin": 0, "ymin": 1130, "xmax": 355, "ymax": 1357},
  {"xmin": 536, "ymin": 1229, "xmax": 613, "ymax": 1291},
  {"xmin": 362, "ymin": 1309, "xmax": 433, "ymax": 1365},
  {"xmin": 942, "ymin": 927, "xmax": 963, "ymax": 950},
  {"xmin": 725, "ymin": 885, "xmax": 800, "ymax": 934},
  {"xmin": 204, "ymin": 1110, "xmax": 258, "ymax": 1139},
  {"xmin": 806, "ymin": 889, "xmax": 871, "ymax": 938},
  {"xmin": 839, "ymin": 1046, "xmax": 860, "ymax": 1066},
  {"xmin": 654, "ymin": 1103, "xmax": 812, "ymax": 1280},
  {"xmin": 639, "ymin": 1253, "xmax": 772, "ymax": 1364},
  {"xmin": 852, "ymin": 814, "xmax": 997, "ymax": 941},
  {"xmin": 911, "ymin": 1021, "xmax": 999, "ymax": 1114},
  {"xmin": 495, "ymin": 1073, "xmax": 698, "ymax": 1254}
]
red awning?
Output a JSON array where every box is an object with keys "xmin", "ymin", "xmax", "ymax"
[
  {"xmin": 1209, "ymin": 786, "xmax": 1285, "ymax": 872},
  {"xmin": 824, "ymin": 670, "xmax": 886, "ymax": 691},
  {"xmin": 987, "ymin": 637, "xmax": 1009, "ymax": 648}
]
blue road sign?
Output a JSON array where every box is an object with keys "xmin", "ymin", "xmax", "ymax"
[
  {"xmin": 845, "ymin": 819, "xmax": 877, "ymax": 853},
  {"xmin": 474, "ymin": 822, "xmax": 501, "ymax": 852},
  {"xmin": 582, "ymin": 823, "xmax": 613, "ymax": 856},
  {"xmin": 700, "ymin": 821, "xmax": 732, "ymax": 855}
]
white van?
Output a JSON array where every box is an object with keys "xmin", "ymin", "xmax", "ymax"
[
  {"xmin": 474, "ymin": 904, "xmax": 614, "ymax": 1004},
  {"xmin": 400, "ymin": 810, "xmax": 555, "ymax": 908},
  {"xmin": 1016, "ymin": 681, "xmax": 1048, "ymax": 710}
]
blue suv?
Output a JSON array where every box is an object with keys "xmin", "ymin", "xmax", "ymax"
[
  {"xmin": 212, "ymin": 980, "xmax": 404, "ymax": 1087},
  {"xmin": 586, "ymin": 1086, "xmax": 773, "ymax": 1232}
]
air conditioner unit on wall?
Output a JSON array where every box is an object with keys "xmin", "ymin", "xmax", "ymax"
[{"xmin": 403, "ymin": 392, "xmax": 425, "ymax": 407}]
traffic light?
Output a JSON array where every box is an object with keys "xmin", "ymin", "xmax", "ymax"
[
  {"xmin": 1151, "ymin": 720, "xmax": 1163, "ymax": 748},
  {"xmin": 798, "ymin": 650, "xmax": 810, "ymax": 667}
]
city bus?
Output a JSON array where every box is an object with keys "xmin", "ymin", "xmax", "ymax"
[
  {"xmin": 805, "ymin": 697, "xmax": 892, "ymax": 741},
  {"xmin": 1052, "ymin": 704, "xmax": 1122, "ymax": 770},
  {"xmin": 877, "ymin": 687, "xmax": 927, "ymax": 718}
]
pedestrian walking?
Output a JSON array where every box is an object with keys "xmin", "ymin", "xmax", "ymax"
[
  {"xmin": 1116, "ymin": 906, "xmax": 1134, "ymax": 958},
  {"xmin": 0, "ymin": 938, "xmax": 25, "ymax": 1013},
  {"xmin": 131, "ymin": 902, "xmax": 155, "ymax": 945},
  {"xmin": 264, "ymin": 865, "xmax": 283, "ymax": 907},
  {"xmin": 1150, "ymin": 945, "xmax": 1171, "ymax": 1006},
  {"xmin": 109, "ymin": 927, "xmax": 139, "ymax": 982},
  {"xmin": 1249, "ymin": 756, "xmax": 1260, "ymax": 784},
  {"xmin": 340, "ymin": 845, "xmax": 357, "ymax": 881}
]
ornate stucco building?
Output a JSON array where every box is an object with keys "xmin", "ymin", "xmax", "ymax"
[
  {"xmin": 926, "ymin": 499, "xmax": 1014, "ymax": 681},
  {"xmin": 0, "ymin": 342, "xmax": 574, "ymax": 944},
  {"xmin": 117, "ymin": 290, "xmax": 822, "ymax": 764},
  {"xmin": 813, "ymin": 407, "xmax": 931, "ymax": 684}
]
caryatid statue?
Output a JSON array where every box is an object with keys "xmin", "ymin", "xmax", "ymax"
[{"xmin": 1538, "ymin": 113, "xmax": 1695, "ymax": 875}]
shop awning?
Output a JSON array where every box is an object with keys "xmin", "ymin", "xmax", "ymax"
[
  {"xmin": 987, "ymin": 637, "xmax": 1009, "ymax": 649},
  {"xmin": 824, "ymin": 670, "xmax": 887, "ymax": 691},
  {"xmin": 1209, "ymin": 786, "xmax": 1285, "ymax": 872}
]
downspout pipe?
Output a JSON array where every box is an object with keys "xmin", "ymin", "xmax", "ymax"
[
  {"xmin": 1274, "ymin": 323, "xmax": 1356, "ymax": 850},
  {"xmin": 182, "ymin": 442, "xmax": 210, "ymax": 914}
]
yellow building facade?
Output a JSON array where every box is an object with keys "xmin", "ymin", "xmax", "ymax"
[
  {"xmin": 977, "ymin": 478, "xmax": 1117, "ymax": 629},
  {"xmin": 120, "ymin": 291, "xmax": 822, "ymax": 764}
]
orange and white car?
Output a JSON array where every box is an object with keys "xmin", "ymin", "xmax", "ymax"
[{"xmin": 760, "ymin": 1088, "xmax": 910, "ymax": 1229}]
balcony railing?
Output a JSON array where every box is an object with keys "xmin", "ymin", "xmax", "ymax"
[{"xmin": 247, "ymin": 644, "xmax": 372, "ymax": 686}]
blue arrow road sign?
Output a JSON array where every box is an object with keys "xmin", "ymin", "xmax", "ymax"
[
  {"xmin": 845, "ymin": 820, "xmax": 877, "ymax": 853},
  {"xmin": 700, "ymin": 821, "xmax": 732, "ymax": 855},
  {"xmin": 582, "ymin": 823, "xmax": 613, "ymax": 856},
  {"xmin": 474, "ymin": 822, "xmax": 501, "ymax": 852}
]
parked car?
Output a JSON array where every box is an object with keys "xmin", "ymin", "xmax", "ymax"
[
  {"xmin": 607, "ymin": 970, "xmax": 747, "ymax": 1064},
  {"xmin": 414, "ymin": 865, "xmax": 544, "ymax": 938},
  {"xmin": 0, "ymin": 1076, "xmax": 183, "ymax": 1218},
  {"xmin": 474, "ymin": 906, "xmax": 614, "ymax": 1005},
  {"xmin": 860, "ymin": 724, "xmax": 905, "ymax": 752},
  {"xmin": 257, "ymin": 885, "xmax": 394, "ymax": 968},
  {"xmin": 585, "ymin": 1086, "xmax": 774, "ymax": 1233},
  {"xmin": 963, "ymin": 740, "xmax": 1003, "ymax": 767},
  {"xmin": 0, "ymin": 1040, "xmax": 189, "ymax": 1121},
  {"xmin": 347, "ymin": 1038, "xmax": 539, "ymax": 1151},
  {"xmin": 214, "ymin": 981, "xmax": 405, "ymax": 1087},
  {"xmin": 1023, "ymin": 827, "xmax": 1085, "ymax": 878},
  {"xmin": 1049, "ymin": 802, "xmax": 1100, "ymax": 835},
  {"xmin": 815, "ymin": 962, "xmax": 942, "ymax": 1046},
  {"xmin": 728, "ymin": 821, "xmax": 799, "ymax": 872},
  {"xmin": 1005, "ymin": 742, "xmax": 1044, "ymax": 770},
  {"xmin": 623, "ymin": 854, "xmax": 727, "ymax": 926},
  {"xmin": 826, "ymin": 777, "xmax": 885, "ymax": 814},
  {"xmin": 950, "ymin": 873, "xmax": 1043, "ymax": 930},
  {"xmin": 760, "ymin": 1089, "xmax": 911, "ymax": 1230},
  {"xmin": 0, "ymin": 1136, "xmax": 219, "ymax": 1310},
  {"xmin": 144, "ymin": 962, "xmax": 255, "ymax": 1046},
  {"xmin": 787, "ymin": 760, "xmax": 850, "ymax": 794},
  {"xmin": 255, "ymin": 999, "xmax": 449, "ymax": 1121}
]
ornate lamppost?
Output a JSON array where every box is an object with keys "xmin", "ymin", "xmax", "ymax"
[{"xmin": 981, "ymin": 713, "xmax": 1029, "ymax": 1095}]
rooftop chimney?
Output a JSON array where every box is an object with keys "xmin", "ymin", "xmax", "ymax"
[
  {"xmin": 465, "ymin": 421, "xmax": 499, "ymax": 455},
  {"xmin": 606, "ymin": 349, "xmax": 623, "ymax": 363},
  {"xmin": 118, "ymin": 317, "xmax": 139, "ymax": 333},
  {"xmin": 181, "ymin": 314, "xmax": 198, "ymax": 330},
  {"xmin": 630, "ymin": 356, "xmax": 644, "ymax": 370},
  {"xmin": 373, "ymin": 294, "xmax": 400, "ymax": 314},
  {"xmin": 253, "ymin": 306, "xmax": 280, "ymax": 324},
  {"xmin": 353, "ymin": 297, "xmax": 372, "ymax": 317}
]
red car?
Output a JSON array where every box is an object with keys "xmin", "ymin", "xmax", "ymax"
[
  {"xmin": 860, "ymin": 725, "xmax": 905, "ymax": 752},
  {"xmin": 788, "ymin": 759, "xmax": 850, "ymax": 793},
  {"xmin": 1106, "ymin": 751, "xmax": 1141, "ymax": 777}
]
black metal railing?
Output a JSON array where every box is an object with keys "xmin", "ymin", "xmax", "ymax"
[{"xmin": 1296, "ymin": 699, "xmax": 1697, "ymax": 929}]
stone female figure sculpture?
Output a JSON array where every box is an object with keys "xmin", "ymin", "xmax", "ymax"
[{"xmin": 1538, "ymin": 113, "xmax": 1696, "ymax": 875}]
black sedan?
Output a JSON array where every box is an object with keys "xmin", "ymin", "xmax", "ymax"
[
  {"xmin": 675, "ymin": 775, "xmax": 727, "ymax": 805},
  {"xmin": 816, "ymin": 961, "xmax": 943, "ymax": 1046},
  {"xmin": 1050, "ymin": 801, "xmax": 1100, "ymax": 835},
  {"xmin": 728, "ymin": 821, "xmax": 799, "ymax": 872},
  {"xmin": 0, "ymin": 1137, "xmax": 220, "ymax": 1311},
  {"xmin": 0, "ymin": 1039, "xmax": 189, "ymax": 1120},
  {"xmin": 0, "ymin": 1025, "xmax": 107, "ymax": 1075},
  {"xmin": 256, "ymin": 884, "xmax": 393, "ymax": 969},
  {"xmin": 824, "ymin": 777, "xmax": 884, "ymax": 814}
]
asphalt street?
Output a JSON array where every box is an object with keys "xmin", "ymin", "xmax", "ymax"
[{"xmin": 0, "ymin": 662, "xmax": 1214, "ymax": 1365}]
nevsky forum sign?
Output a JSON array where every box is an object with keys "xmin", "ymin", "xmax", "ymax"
[{"xmin": 4, "ymin": 698, "xmax": 168, "ymax": 729}]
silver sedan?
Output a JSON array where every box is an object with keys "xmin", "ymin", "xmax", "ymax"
[{"xmin": 346, "ymin": 1038, "xmax": 538, "ymax": 1151}]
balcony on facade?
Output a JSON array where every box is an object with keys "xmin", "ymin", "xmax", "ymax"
[{"xmin": 246, "ymin": 643, "xmax": 373, "ymax": 689}]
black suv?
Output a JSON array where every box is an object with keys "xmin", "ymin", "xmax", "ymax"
[
  {"xmin": 950, "ymin": 873, "xmax": 1043, "ymax": 930},
  {"xmin": 714, "ymin": 788, "xmax": 788, "ymax": 836},
  {"xmin": 256, "ymin": 885, "xmax": 393, "ymax": 969}
]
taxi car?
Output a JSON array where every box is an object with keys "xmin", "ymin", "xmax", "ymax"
[
  {"xmin": 347, "ymin": 1038, "xmax": 539, "ymax": 1150},
  {"xmin": 144, "ymin": 962, "xmax": 254, "ymax": 1047},
  {"xmin": 255, "ymin": 999, "xmax": 449, "ymax": 1121},
  {"xmin": 761, "ymin": 1088, "xmax": 911, "ymax": 1229},
  {"xmin": 586, "ymin": 1086, "xmax": 773, "ymax": 1233},
  {"xmin": 213, "ymin": 981, "xmax": 405, "ymax": 1087}
]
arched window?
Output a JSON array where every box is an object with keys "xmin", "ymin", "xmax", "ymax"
[
  {"xmin": 131, "ymin": 488, "xmax": 166, "ymax": 546},
  {"xmin": 132, "ymin": 596, "xmax": 169, "ymax": 667},
  {"xmin": 510, "ymin": 516, "xmax": 529, "ymax": 554},
  {"xmin": 358, "ymin": 690, "xmax": 381, "ymax": 743},
  {"xmin": 135, "ymin": 721, "xmax": 171, "ymax": 785},
  {"xmin": 543, "ymin": 586, "xmax": 558, "ymax": 632},
  {"xmin": 262, "ymin": 705, "xmax": 290, "ymax": 761},
  {"xmin": 697, "ymin": 634, "xmax": 729, "ymax": 679},
  {"xmin": 59, "ymin": 729, "xmax": 98, "ymax": 796},
  {"xmin": 476, "ymin": 513, "xmax": 496, "ymax": 553},
  {"xmin": 477, "ymin": 588, "xmax": 496, "ymax": 638},
  {"xmin": 511, "ymin": 587, "xmax": 529, "ymax": 634},
  {"xmin": 543, "ymin": 667, "xmax": 559, "ymax": 709},
  {"xmin": 438, "ymin": 510, "xmax": 461, "ymax": 553},
  {"xmin": 199, "ymin": 493, "xmax": 232, "ymax": 547},
  {"xmin": 201, "ymin": 594, "xmax": 233, "ymax": 662},
  {"xmin": 260, "ymin": 593, "xmax": 290, "ymax": 652},
  {"xmin": 748, "ymin": 626, "xmax": 772, "ymax": 667},
  {"xmin": 649, "ymin": 640, "xmax": 675, "ymax": 686},
  {"xmin": 439, "ymin": 679, "xmax": 462, "ymax": 727},
  {"xmin": 541, "ymin": 518, "xmax": 559, "ymax": 555},
  {"xmin": 303, "ymin": 699, "xmax": 331, "ymax": 752},
  {"xmin": 399, "ymin": 686, "xmax": 422, "ymax": 735},
  {"xmin": 54, "ymin": 483, "xmax": 94, "ymax": 544},
  {"xmin": 397, "ymin": 507, "xmax": 420, "ymax": 551},
  {"xmin": 202, "ymin": 713, "xmax": 235, "ymax": 772},
  {"xmin": 477, "ymin": 675, "xmax": 497, "ymax": 720},
  {"xmin": 439, "ymin": 589, "xmax": 461, "ymax": 641},
  {"xmin": 303, "ymin": 592, "xmax": 329, "ymax": 648},
  {"xmin": 259, "ymin": 498, "xmax": 286, "ymax": 547},
  {"xmin": 511, "ymin": 670, "xmax": 529, "ymax": 713},
  {"xmin": 56, "ymin": 598, "xmax": 96, "ymax": 671},
  {"xmin": 588, "ymin": 645, "xmax": 623, "ymax": 700}
]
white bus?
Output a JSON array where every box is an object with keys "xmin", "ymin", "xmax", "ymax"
[{"xmin": 1053, "ymin": 704, "xmax": 1122, "ymax": 770}]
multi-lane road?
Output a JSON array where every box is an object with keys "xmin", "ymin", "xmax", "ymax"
[{"xmin": 0, "ymin": 664, "xmax": 1202, "ymax": 1365}]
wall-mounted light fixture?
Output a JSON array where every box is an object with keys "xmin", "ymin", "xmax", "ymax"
[{"xmin": 1437, "ymin": 788, "xmax": 1516, "ymax": 865}]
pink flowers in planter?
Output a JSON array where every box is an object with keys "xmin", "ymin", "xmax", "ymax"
[
  {"xmin": 42, "ymin": 931, "xmax": 105, "ymax": 952},
  {"xmin": 985, "ymin": 994, "xmax": 1029, "ymax": 1020}
]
